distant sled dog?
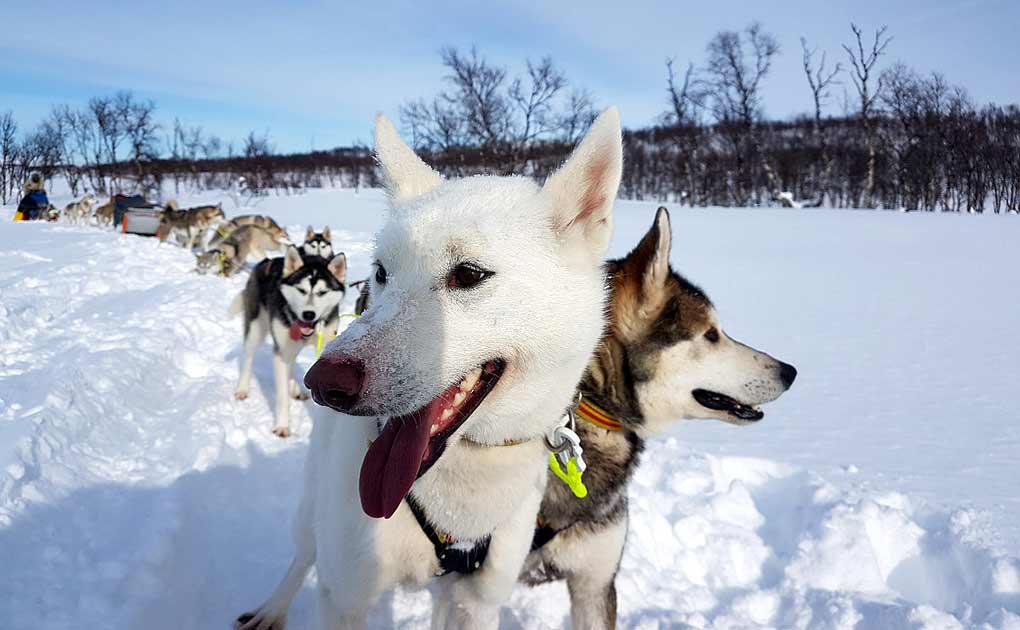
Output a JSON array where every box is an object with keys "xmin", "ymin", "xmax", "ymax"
[
  {"xmin": 236, "ymin": 107, "xmax": 623, "ymax": 629},
  {"xmin": 208, "ymin": 214, "xmax": 289, "ymax": 251},
  {"xmin": 157, "ymin": 202, "xmax": 226, "ymax": 248},
  {"xmin": 231, "ymin": 247, "xmax": 347, "ymax": 437},
  {"xmin": 196, "ymin": 225, "xmax": 289, "ymax": 277},
  {"xmin": 520, "ymin": 206, "xmax": 798, "ymax": 628},
  {"xmin": 63, "ymin": 193, "xmax": 96, "ymax": 224},
  {"xmin": 300, "ymin": 225, "xmax": 334, "ymax": 258}
]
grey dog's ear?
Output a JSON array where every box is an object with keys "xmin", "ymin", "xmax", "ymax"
[
  {"xmin": 305, "ymin": 225, "xmax": 315, "ymax": 241},
  {"xmin": 621, "ymin": 206, "xmax": 672, "ymax": 309},
  {"xmin": 322, "ymin": 225, "xmax": 331, "ymax": 242}
]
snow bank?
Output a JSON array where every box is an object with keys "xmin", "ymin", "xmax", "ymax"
[{"xmin": 1, "ymin": 192, "xmax": 1018, "ymax": 629}]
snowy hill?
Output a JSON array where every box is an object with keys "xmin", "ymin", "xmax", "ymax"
[{"xmin": 1, "ymin": 190, "xmax": 1018, "ymax": 629}]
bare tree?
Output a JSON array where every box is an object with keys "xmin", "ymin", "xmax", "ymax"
[
  {"xmin": 0, "ymin": 111, "xmax": 17, "ymax": 204},
  {"xmin": 704, "ymin": 22, "xmax": 781, "ymax": 205},
  {"xmin": 401, "ymin": 46, "xmax": 589, "ymax": 175},
  {"xmin": 663, "ymin": 58, "xmax": 706, "ymax": 205},
  {"xmin": 842, "ymin": 23, "xmax": 892, "ymax": 207},
  {"xmin": 801, "ymin": 37, "xmax": 842, "ymax": 205}
]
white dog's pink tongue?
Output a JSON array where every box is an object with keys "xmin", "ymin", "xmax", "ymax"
[{"xmin": 359, "ymin": 408, "xmax": 436, "ymax": 519}]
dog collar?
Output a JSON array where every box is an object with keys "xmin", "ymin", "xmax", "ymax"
[{"xmin": 575, "ymin": 398, "xmax": 623, "ymax": 431}]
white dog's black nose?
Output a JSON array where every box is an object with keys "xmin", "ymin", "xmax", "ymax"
[
  {"xmin": 302, "ymin": 310, "xmax": 316, "ymax": 322},
  {"xmin": 779, "ymin": 362, "xmax": 798, "ymax": 388}
]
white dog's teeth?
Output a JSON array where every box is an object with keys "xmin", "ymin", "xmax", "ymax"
[
  {"xmin": 440, "ymin": 408, "xmax": 453, "ymax": 422},
  {"xmin": 461, "ymin": 369, "xmax": 480, "ymax": 392},
  {"xmin": 430, "ymin": 424, "xmax": 439, "ymax": 435},
  {"xmin": 453, "ymin": 391, "xmax": 466, "ymax": 406}
]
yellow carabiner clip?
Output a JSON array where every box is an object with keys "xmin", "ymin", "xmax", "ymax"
[{"xmin": 549, "ymin": 453, "xmax": 588, "ymax": 499}]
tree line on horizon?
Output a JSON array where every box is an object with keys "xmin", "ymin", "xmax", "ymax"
[{"xmin": 2, "ymin": 22, "xmax": 1018, "ymax": 212}]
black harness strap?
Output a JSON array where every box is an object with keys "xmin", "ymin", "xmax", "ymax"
[
  {"xmin": 406, "ymin": 496, "xmax": 491, "ymax": 576},
  {"xmin": 530, "ymin": 523, "xmax": 559, "ymax": 551}
]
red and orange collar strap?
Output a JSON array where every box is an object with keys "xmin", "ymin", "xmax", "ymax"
[{"xmin": 575, "ymin": 398, "xmax": 623, "ymax": 431}]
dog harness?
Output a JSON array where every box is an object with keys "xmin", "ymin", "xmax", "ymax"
[{"xmin": 406, "ymin": 495, "xmax": 491, "ymax": 576}]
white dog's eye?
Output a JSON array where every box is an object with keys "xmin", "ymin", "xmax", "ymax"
[
  {"xmin": 296, "ymin": 287, "xmax": 309, "ymax": 296},
  {"xmin": 448, "ymin": 263, "xmax": 492, "ymax": 290},
  {"xmin": 704, "ymin": 327, "xmax": 720, "ymax": 343},
  {"xmin": 316, "ymin": 290, "xmax": 328, "ymax": 297}
]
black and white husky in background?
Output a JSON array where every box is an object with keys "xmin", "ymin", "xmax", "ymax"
[
  {"xmin": 236, "ymin": 107, "xmax": 623, "ymax": 629},
  {"xmin": 231, "ymin": 247, "xmax": 347, "ymax": 438},
  {"xmin": 300, "ymin": 225, "xmax": 334, "ymax": 259},
  {"xmin": 521, "ymin": 206, "xmax": 798, "ymax": 629}
]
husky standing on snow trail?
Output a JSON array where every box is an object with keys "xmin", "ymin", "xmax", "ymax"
[
  {"xmin": 235, "ymin": 108, "xmax": 623, "ymax": 630},
  {"xmin": 231, "ymin": 247, "xmax": 347, "ymax": 438},
  {"xmin": 300, "ymin": 225, "xmax": 334, "ymax": 259},
  {"xmin": 63, "ymin": 193, "xmax": 96, "ymax": 224},
  {"xmin": 207, "ymin": 214, "xmax": 289, "ymax": 251},
  {"xmin": 195, "ymin": 225, "xmax": 289, "ymax": 277},
  {"xmin": 93, "ymin": 196, "xmax": 115, "ymax": 227},
  {"xmin": 520, "ymin": 206, "xmax": 798, "ymax": 629},
  {"xmin": 157, "ymin": 202, "xmax": 226, "ymax": 248}
]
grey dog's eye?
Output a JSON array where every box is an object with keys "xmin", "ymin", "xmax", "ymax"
[{"xmin": 704, "ymin": 327, "xmax": 720, "ymax": 343}]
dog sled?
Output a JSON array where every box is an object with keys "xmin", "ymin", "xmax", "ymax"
[{"xmin": 113, "ymin": 195, "xmax": 162, "ymax": 235}]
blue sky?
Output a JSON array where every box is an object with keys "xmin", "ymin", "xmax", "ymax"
[{"xmin": 2, "ymin": 0, "xmax": 1017, "ymax": 153}]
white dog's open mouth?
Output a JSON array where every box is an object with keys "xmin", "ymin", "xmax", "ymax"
[
  {"xmin": 692, "ymin": 389, "xmax": 764, "ymax": 422},
  {"xmin": 359, "ymin": 359, "xmax": 505, "ymax": 519}
]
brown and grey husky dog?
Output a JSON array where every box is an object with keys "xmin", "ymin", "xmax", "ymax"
[
  {"xmin": 63, "ymin": 193, "xmax": 96, "ymax": 224},
  {"xmin": 207, "ymin": 214, "xmax": 289, "ymax": 250},
  {"xmin": 157, "ymin": 202, "xmax": 226, "ymax": 248},
  {"xmin": 520, "ymin": 206, "xmax": 797, "ymax": 629},
  {"xmin": 195, "ymin": 225, "xmax": 289, "ymax": 277}
]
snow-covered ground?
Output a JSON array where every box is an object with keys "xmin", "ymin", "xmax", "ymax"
[{"xmin": 1, "ymin": 188, "xmax": 1018, "ymax": 629}]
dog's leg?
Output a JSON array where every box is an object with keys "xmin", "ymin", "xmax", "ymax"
[
  {"xmin": 235, "ymin": 314, "xmax": 266, "ymax": 401},
  {"xmin": 235, "ymin": 545, "xmax": 314, "ymax": 630},
  {"xmin": 553, "ymin": 517, "xmax": 627, "ymax": 630},
  {"xmin": 566, "ymin": 575, "xmax": 618, "ymax": 630},
  {"xmin": 317, "ymin": 586, "xmax": 367, "ymax": 630},
  {"xmin": 289, "ymin": 377, "xmax": 309, "ymax": 401},
  {"xmin": 272, "ymin": 344, "xmax": 303, "ymax": 437},
  {"xmin": 434, "ymin": 475, "xmax": 545, "ymax": 630}
]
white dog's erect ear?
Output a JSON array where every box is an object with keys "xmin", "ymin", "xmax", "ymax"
[
  {"xmin": 305, "ymin": 225, "xmax": 314, "ymax": 240},
  {"xmin": 541, "ymin": 107, "xmax": 623, "ymax": 261},
  {"xmin": 374, "ymin": 113, "xmax": 443, "ymax": 202},
  {"xmin": 284, "ymin": 246, "xmax": 304, "ymax": 276},
  {"xmin": 328, "ymin": 252, "xmax": 347, "ymax": 283},
  {"xmin": 323, "ymin": 226, "xmax": 331, "ymax": 242}
]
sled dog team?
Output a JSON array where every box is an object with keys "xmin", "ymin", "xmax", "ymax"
[{"xmin": 227, "ymin": 109, "xmax": 796, "ymax": 630}]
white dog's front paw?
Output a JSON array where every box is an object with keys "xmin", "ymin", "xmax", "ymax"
[
  {"xmin": 235, "ymin": 609, "xmax": 286, "ymax": 630},
  {"xmin": 271, "ymin": 426, "xmax": 291, "ymax": 438}
]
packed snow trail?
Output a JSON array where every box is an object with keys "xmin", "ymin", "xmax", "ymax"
[{"xmin": 1, "ymin": 194, "xmax": 1019, "ymax": 629}]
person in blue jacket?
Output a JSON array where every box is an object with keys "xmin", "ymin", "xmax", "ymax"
[{"xmin": 17, "ymin": 189, "xmax": 51, "ymax": 220}]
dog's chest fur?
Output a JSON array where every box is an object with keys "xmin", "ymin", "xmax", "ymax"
[{"xmin": 411, "ymin": 438, "xmax": 549, "ymax": 541}]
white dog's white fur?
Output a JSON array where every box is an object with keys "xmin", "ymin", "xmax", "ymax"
[{"xmin": 237, "ymin": 108, "xmax": 623, "ymax": 629}]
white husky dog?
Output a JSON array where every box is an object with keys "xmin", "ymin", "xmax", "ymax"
[{"xmin": 236, "ymin": 108, "xmax": 623, "ymax": 629}]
